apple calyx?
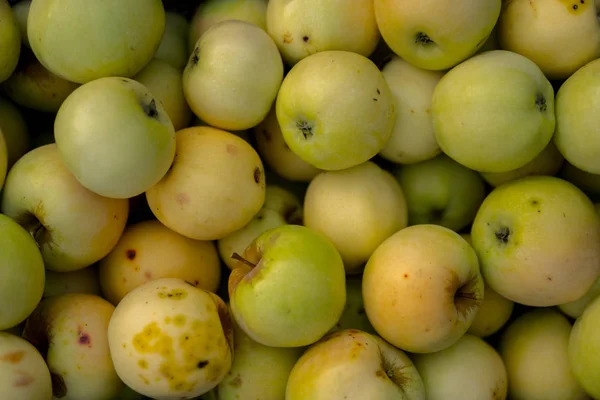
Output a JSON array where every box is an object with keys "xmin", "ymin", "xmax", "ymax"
[
  {"xmin": 454, "ymin": 278, "xmax": 483, "ymax": 318},
  {"xmin": 142, "ymin": 98, "xmax": 159, "ymax": 119},
  {"xmin": 295, "ymin": 118, "xmax": 314, "ymax": 139},
  {"xmin": 535, "ymin": 93, "xmax": 547, "ymax": 112},
  {"xmin": 495, "ymin": 226, "xmax": 511, "ymax": 244},
  {"xmin": 16, "ymin": 212, "xmax": 49, "ymax": 247},
  {"xmin": 415, "ymin": 32, "xmax": 435, "ymax": 47},
  {"xmin": 189, "ymin": 47, "xmax": 200, "ymax": 67}
]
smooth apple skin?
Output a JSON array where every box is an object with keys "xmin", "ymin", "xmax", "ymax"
[
  {"xmin": 471, "ymin": 176, "xmax": 600, "ymax": 307},
  {"xmin": 0, "ymin": 94, "xmax": 29, "ymax": 168},
  {"xmin": 569, "ymin": 296, "xmax": 600, "ymax": 399},
  {"xmin": 154, "ymin": 12, "xmax": 190, "ymax": 70},
  {"xmin": 27, "ymin": 0, "xmax": 165, "ymax": 84},
  {"xmin": 467, "ymin": 282, "xmax": 514, "ymax": 338},
  {"xmin": 44, "ymin": 266, "xmax": 102, "ymax": 299},
  {"xmin": 560, "ymin": 277, "xmax": 600, "ymax": 319},
  {"xmin": 0, "ymin": 0, "xmax": 20, "ymax": 83},
  {"xmin": 11, "ymin": 0, "xmax": 31, "ymax": 48}
]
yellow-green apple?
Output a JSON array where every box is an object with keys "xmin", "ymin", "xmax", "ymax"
[
  {"xmin": 11, "ymin": 0, "xmax": 30, "ymax": 48},
  {"xmin": 107, "ymin": 278, "xmax": 234, "ymax": 399},
  {"xmin": 253, "ymin": 105, "xmax": 321, "ymax": 182},
  {"xmin": 22, "ymin": 293, "xmax": 123, "ymax": 400},
  {"xmin": 497, "ymin": 0, "xmax": 600, "ymax": 80},
  {"xmin": 27, "ymin": 0, "xmax": 165, "ymax": 84},
  {"xmin": 286, "ymin": 329, "xmax": 426, "ymax": 400},
  {"xmin": 554, "ymin": 58, "xmax": 600, "ymax": 174},
  {"xmin": 266, "ymin": 0, "xmax": 380, "ymax": 66},
  {"xmin": 98, "ymin": 219, "xmax": 221, "ymax": 305},
  {"xmin": 471, "ymin": 176, "xmax": 600, "ymax": 306},
  {"xmin": 135, "ymin": 58, "xmax": 192, "ymax": 131},
  {"xmin": 0, "ymin": 96, "xmax": 29, "ymax": 168},
  {"xmin": 559, "ymin": 161, "xmax": 600, "ymax": 198},
  {"xmin": 363, "ymin": 224, "xmax": 484, "ymax": 353},
  {"xmin": 229, "ymin": 224, "xmax": 346, "ymax": 347},
  {"xmin": 0, "ymin": 332, "xmax": 52, "ymax": 400},
  {"xmin": 183, "ymin": 20, "xmax": 283, "ymax": 131},
  {"xmin": 0, "ymin": 144, "xmax": 129, "ymax": 272},
  {"xmin": 276, "ymin": 50, "xmax": 395, "ymax": 171},
  {"xmin": 379, "ymin": 55, "xmax": 444, "ymax": 164},
  {"xmin": 146, "ymin": 126, "xmax": 266, "ymax": 241},
  {"xmin": 218, "ymin": 184, "xmax": 303, "ymax": 270},
  {"xmin": 303, "ymin": 161, "xmax": 408, "ymax": 274},
  {"xmin": 331, "ymin": 276, "xmax": 375, "ymax": 334},
  {"xmin": 0, "ymin": 131, "xmax": 6, "ymax": 189},
  {"xmin": 189, "ymin": 0, "xmax": 268, "ymax": 54},
  {"xmin": 500, "ymin": 308, "xmax": 588, "ymax": 400},
  {"xmin": 54, "ymin": 77, "xmax": 176, "ymax": 199},
  {"xmin": 569, "ymin": 296, "xmax": 600, "ymax": 399},
  {"xmin": 0, "ymin": 0, "xmax": 20, "ymax": 83},
  {"xmin": 394, "ymin": 154, "xmax": 486, "ymax": 232},
  {"xmin": 374, "ymin": 0, "xmax": 501, "ymax": 70},
  {"xmin": 0, "ymin": 213, "xmax": 45, "ymax": 331},
  {"xmin": 154, "ymin": 12, "xmax": 189, "ymax": 70},
  {"xmin": 480, "ymin": 141, "xmax": 565, "ymax": 188},
  {"xmin": 44, "ymin": 266, "xmax": 102, "ymax": 298},
  {"xmin": 412, "ymin": 334, "xmax": 507, "ymax": 400},
  {"xmin": 560, "ymin": 277, "xmax": 600, "ymax": 319},
  {"xmin": 432, "ymin": 50, "xmax": 555, "ymax": 173}
]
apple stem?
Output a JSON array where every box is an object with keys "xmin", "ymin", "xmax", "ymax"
[{"xmin": 231, "ymin": 252, "xmax": 256, "ymax": 269}]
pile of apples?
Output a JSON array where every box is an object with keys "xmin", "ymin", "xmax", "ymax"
[{"xmin": 2, "ymin": 0, "xmax": 600, "ymax": 399}]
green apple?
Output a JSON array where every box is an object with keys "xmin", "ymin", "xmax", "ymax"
[
  {"xmin": 44, "ymin": 266, "xmax": 102, "ymax": 298},
  {"xmin": 559, "ymin": 161, "xmax": 600, "ymax": 199},
  {"xmin": 363, "ymin": 224, "xmax": 484, "ymax": 353},
  {"xmin": 107, "ymin": 278, "xmax": 234, "ymax": 399},
  {"xmin": 394, "ymin": 154, "xmax": 486, "ymax": 232},
  {"xmin": 27, "ymin": 0, "xmax": 165, "ymax": 84},
  {"xmin": 99, "ymin": 219, "xmax": 221, "ymax": 305},
  {"xmin": 0, "ymin": 332, "xmax": 52, "ymax": 400},
  {"xmin": 286, "ymin": 329, "xmax": 425, "ymax": 400},
  {"xmin": 560, "ymin": 277, "xmax": 600, "ymax": 319},
  {"xmin": 11, "ymin": 0, "xmax": 30, "ymax": 48},
  {"xmin": 22, "ymin": 293, "xmax": 123, "ymax": 400},
  {"xmin": 0, "ymin": 213, "xmax": 45, "ymax": 331},
  {"xmin": 266, "ymin": 0, "xmax": 380, "ymax": 66},
  {"xmin": 432, "ymin": 50, "xmax": 555, "ymax": 173},
  {"xmin": 412, "ymin": 334, "xmax": 507, "ymax": 400},
  {"xmin": 1, "ymin": 144, "xmax": 129, "ymax": 272},
  {"xmin": 253, "ymin": 105, "xmax": 321, "ymax": 182},
  {"xmin": 184, "ymin": 20, "xmax": 283, "ymax": 131},
  {"xmin": 569, "ymin": 296, "xmax": 600, "ymax": 398},
  {"xmin": 0, "ymin": 96, "xmax": 29, "ymax": 168},
  {"xmin": 304, "ymin": 161, "xmax": 408, "ymax": 274},
  {"xmin": 0, "ymin": 130, "xmax": 6, "ymax": 190},
  {"xmin": 554, "ymin": 58, "xmax": 600, "ymax": 174},
  {"xmin": 497, "ymin": 0, "xmax": 600, "ymax": 80},
  {"xmin": 154, "ymin": 12, "xmax": 189, "ymax": 70},
  {"xmin": 501, "ymin": 308, "xmax": 588, "ymax": 400},
  {"xmin": 480, "ymin": 141, "xmax": 565, "ymax": 188},
  {"xmin": 331, "ymin": 276, "xmax": 375, "ymax": 334},
  {"xmin": 471, "ymin": 175, "xmax": 600, "ymax": 306},
  {"xmin": 229, "ymin": 224, "xmax": 346, "ymax": 347},
  {"xmin": 54, "ymin": 77, "xmax": 176, "ymax": 199},
  {"xmin": 374, "ymin": 0, "xmax": 501, "ymax": 71},
  {"xmin": 189, "ymin": 0, "xmax": 268, "ymax": 54},
  {"xmin": 276, "ymin": 50, "xmax": 395, "ymax": 171},
  {"xmin": 0, "ymin": 0, "xmax": 20, "ymax": 83},
  {"xmin": 146, "ymin": 126, "xmax": 266, "ymax": 241},
  {"xmin": 135, "ymin": 58, "xmax": 192, "ymax": 131},
  {"xmin": 379, "ymin": 56, "xmax": 444, "ymax": 164}
]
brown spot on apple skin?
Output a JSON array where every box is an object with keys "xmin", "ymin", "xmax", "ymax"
[
  {"xmin": 145, "ymin": 271, "xmax": 152, "ymax": 280},
  {"xmin": 176, "ymin": 192, "xmax": 190, "ymax": 205},
  {"xmin": 229, "ymin": 373, "xmax": 242, "ymax": 387},
  {"xmin": 376, "ymin": 369, "xmax": 387, "ymax": 379},
  {"xmin": 126, "ymin": 249, "xmax": 136, "ymax": 260},
  {"xmin": 78, "ymin": 329, "xmax": 91, "ymax": 348},
  {"xmin": 282, "ymin": 32, "xmax": 293, "ymax": 44},
  {"xmin": 226, "ymin": 144, "xmax": 237, "ymax": 155},
  {"xmin": 1, "ymin": 351, "xmax": 25, "ymax": 363},
  {"xmin": 13, "ymin": 371, "xmax": 35, "ymax": 387},
  {"xmin": 253, "ymin": 167, "xmax": 261, "ymax": 184}
]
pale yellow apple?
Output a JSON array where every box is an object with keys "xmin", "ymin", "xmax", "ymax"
[
  {"xmin": 560, "ymin": 276, "xmax": 600, "ymax": 319},
  {"xmin": 374, "ymin": 0, "xmax": 501, "ymax": 70},
  {"xmin": 303, "ymin": 161, "xmax": 408, "ymax": 274},
  {"xmin": 98, "ymin": 219, "xmax": 221, "ymax": 305},
  {"xmin": 11, "ymin": 0, "xmax": 30, "ymax": 48},
  {"xmin": 266, "ymin": 0, "xmax": 380, "ymax": 66},
  {"xmin": 0, "ymin": 0, "xmax": 20, "ymax": 83},
  {"xmin": 146, "ymin": 126, "xmax": 266, "ymax": 241},
  {"xmin": 467, "ymin": 282, "xmax": 514, "ymax": 338},
  {"xmin": 559, "ymin": 161, "xmax": 600, "ymax": 197},
  {"xmin": 44, "ymin": 266, "xmax": 102, "ymax": 298},
  {"xmin": 569, "ymin": 295, "xmax": 600, "ymax": 398},
  {"xmin": 497, "ymin": 0, "xmax": 600, "ymax": 80},
  {"xmin": 0, "ymin": 95, "xmax": 29, "ymax": 168},
  {"xmin": 154, "ymin": 12, "xmax": 189, "ymax": 70},
  {"xmin": 184, "ymin": 20, "xmax": 283, "ymax": 131},
  {"xmin": 379, "ymin": 56, "xmax": 444, "ymax": 164}
]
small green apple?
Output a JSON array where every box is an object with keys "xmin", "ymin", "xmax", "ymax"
[
  {"xmin": 569, "ymin": 296, "xmax": 600, "ymax": 399},
  {"xmin": 331, "ymin": 276, "xmax": 375, "ymax": 334},
  {"xmin": 44, "ymin": 266, "xmax": 102, "ymax": 298},
  {"xmin": 11, "ymin": 0, "xmax": 30, "ymax": 48},
  {"xmin": 229, "ymin": 224, "xmax": 347, "ymax": 348},
  {"xmin": 276, "ymin": 50, "xmax": 395, "ymax": 171},
  {"xmin": 432, "ymin": 50, "xmax": 555, "ymax": 173},
  {"xmin": 0, "ymin": 93, "xmax": 29, "ymax": 168},
  {"xmin": 559, "ymin": 161, "xmax": 600, "ymax": 199},
  {"xmin": 154, "ymin": 12, "xmax": 189, "ymax": 70},
  {"xmin": 0, "ymin": 0, "xmax": 20, "ymax": 83}
]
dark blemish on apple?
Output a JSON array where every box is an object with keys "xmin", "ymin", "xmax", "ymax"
[
  {"xmin": 78, "ymin": 333, "xmax": 90, "ymax": 346},
  {"xmin": 184, "ymin": 280, "xmax": 196, "ymax": 287},
  {"xmin": 126, "ymin": 249, "xmax": 136, "ymax": 260},
  {"xmin": 495, "ymin": 227, "xmax": 511, "ymax": 244},
  {"xmin": 190, "ymin": 47, "xmax": 200, "ymax": 66},
  {"xmin": 535, "ymin": 93, "xmax": 547, "ymax": 112},
  {"xmin": 226, "ymin": 144, "xmax": 237, "ymax": 155},
  {"xmin": 197, "ymin": 360, "xmax": 209, "ymax": 369},
  {"xmin": 13, "ymin": 372, "xmax": 35, "ymax": 387},
  {"xmin": 121, "ymin": 79, "xmax": 129, "ymax": 83},
  {"xmin": 229, "ymin": 374, "xmax": 242, "ymax": 387},
  {"xmin": 573, "ymin": 4, "xmax": 578, "ymax": 8},
  {"xmin": 176, "ymin": 192, "xmax": 190, "ymax": 205},
  {"xmin": 253, "ymin": 167, "xmax": 261, "ymax": 184},
  {"xmin": 530, "ymin": 199, "xmax": 539, "ymax": 206},
  {"xmin": 256, "ymin": 212, "xmax": 264, "ymax": 221},
  {"xmin": 547, "ymin": 276, "xmax": 553, "ymax": 281},
  {"xmin": 296, "ymin": 118, "xmax": 314, "ymax": 139},
  {"xmin": 415, "ymin": 32, "xmax": 434, "ymax": 46},
  {"xmin": 1, "ymin": 351, "xmax": 25, "ymax": 364},
  {"xmin": 143, "ymin": 99, "xmax": 159, "ymax": 119},
  {"xmin": 145, "ymin": 271, "xmax": 152, "ymax": 279},
  {"xmin": 373, "ymin": 98, "xmax": 378, "ymax": 101},
  {"xmin": 282, "ymin": 32, "xmax": 293, "ymax": 44},
  {"xmin": 302, "ymin": 36, "xmax": 309, "ymax": 42},
  {"xmin": 403, "ymin": 274, "xmax": 409, "ymax": 278},
  {"xmin": 377, "ymin": 89, "xmax": 380, "ymax": 95}
]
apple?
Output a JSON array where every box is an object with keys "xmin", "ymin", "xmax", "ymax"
[
  {"xmin": 303, "ymin": 161, "xmax": 408, "ymax": 274},
  {"xmin": 54, "ymin": 76, "xmax": 176, "ymax": 199},
  {"xmin": 374, "ymin": 0, "xmax": 501, "ymax": 71},
  {"xmin": 276, "ymin": 50, "xmax": 395, "ymax": 171},
  {"xmin": 554, "ymin": 58, "xmax": 600, "ymax": 175},
  {"xmin": 44, "ymin": 266, "xmax": 102, "ymax": 298},
  {"xmin": 0, "ymin": 0, "xmax": 20, "ymax": 83},
  {"xmin": 154, "ymin": 12, "xmax": 190, "ymax": 70},
  {"xmin": 11, "ymin": 0, "xmax": 30, "ymax": 48},
  {"xmin": 98, "ymin": 219, "xmax": 221, "ymax": 306},
  {"xmin": 394, "ymin": 154, "xmax": 486, "ymax": 232},
  {"xmin": 22, "ymin": 293, "xmax": 123, "ymax": 400},
  {"xmin": 500, "ymin": 308, "xmax": 588, "ymax": 400},
  {"xmin": 0, "ymin": 131, "xmax": 6, "ymax": 190},
  {"xmin": 476, "ymin": 24, "xmax": 500, "ymax": 54},
  {"xmin": 286, "ymin": 329, "xmax": 426, "ymax": 400},
  {"xmin": 183, "ymin": 20, "xmax": 283, "ymax": 131},
  {"xmin": 135, "ymin": 58, "xmax": 192, "ymax": 131},
  {"xmin": 379, "ymin": 55, "xmax": 444, "ymax": 164},
  {"xmin": 0, "ymin": 332, "xmax": 52, "ymax": 400},
  {"xmin": 229, "ymin": 224, "xmax": 347, "ymax": 348},
  {"xmin": 146, "ymin": 126, "xmax": 266, "ymax": 241},
  {"xmin": 27, "ymin": 0, "xmax": 165, "ymax": 84},
  {"xmin": 471, "ymin": 175, "xmax": 600, "ymax": 307},
  {"xmin": 107, "ymin": 278, "xmax": 234, "ymax": 399},
  {"xmin": 331, "ymin": 276, "xmax": 376, "ymax": 334},
  {"xmin": 569, "ymin": 296, "xmax": 600, "ymax": 399},
  {"xmin": 560, "ymin": 277, "xmax": 600, "ymax": 319},
  {"xmin": 412, "ymin": 334, "xmax": 507, "ymax": 400},
  {"xmin": 497, "ymin": 0, "xmax": 600, "ymax": 80},
  {"xmin": 266, "ymin": 0, "xmax": 380, "ymax": 66},
  {"xmin": 432, "ymin": 50, "xmax": 556, "ymax": 173},
  {"xmin": 0, "ymin": 95, "xmax": 29, "ymax": 168},
  {"xmin": 362, "ymin": 224, "xmax": 484, "ymax": 353},
  {"xmin": 0, "ymin": 213, "xmax": 45, "ymax": 331},
  {"xmin": 559, "ymin": 161, "xmax": 600, "ymax": 199},
  {"xmin": 1, "ymin": 144, "xmax": 129, "ymax": 272}
]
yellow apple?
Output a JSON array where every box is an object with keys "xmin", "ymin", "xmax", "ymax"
[
  {"xmin": 154, "ymin": 12, "xmax": 189, "ymax": 70},
  {"xmin": 467, "ymin": 282, "xmax": 514, "ymax": 338},
  {"xmin": 0, "ymin": 0, "xmax": 20, "ymax": 83},
  {"xmin": 569, "ymin": 296, "xmax": 600, "ymax": 398}
]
